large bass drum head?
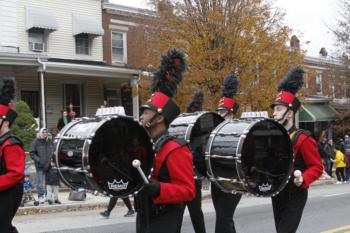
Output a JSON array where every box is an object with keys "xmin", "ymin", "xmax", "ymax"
[
  {"xmin": 88, "ymin": 117, "xmax": 153, "ymax": 197},
  {"xmin": 238, "ymin": 119, "xmax": 293, "ymax": 196}
]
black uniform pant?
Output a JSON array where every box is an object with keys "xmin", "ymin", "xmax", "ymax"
[
  {"xmin": 0, "ymin": 182, "xmax": 23, "ymax": 233},
  {"xmin": 107, "ymin": 196, "xmax": 133, "ymax": 213},
  {"xmin": 211, "ymin": 184, "xmax": 242, "ymax": 233},
  {"xmin": 136, "ymin": 204, "xmax": 185, "ymax": 233},
  {"xmin": 272, "ymin": 185, "xmax": 308, "ymax": 233},
  {"xmin": 335, "ymin": 167, "xmax": 346, "ymax": 182},
  {"xmin": 185, "ymin": 179, "xmax": 206, "ymax": 233}
]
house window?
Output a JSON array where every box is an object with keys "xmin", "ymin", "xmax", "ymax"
[
  {"xmin": 316, "ymin": 72, "xmax": 322, "ymax": 94},
  {"xmin": 63, "ymin": 84, "xmax": 83, "ymax": 117},
  {"xmin": 75, "ymin": 34, "xmax": 90, "ymax": 55},
  {"xmin": 111, "ymin": 31, "xmax": 127, "ymax": 63},
  {"xmin": 21, "ymin": 91, "xmax": 39, "ymax": 117},
  {"xmin": 28, "ymin": 28, "xmax": 47, "ymax": 52}
]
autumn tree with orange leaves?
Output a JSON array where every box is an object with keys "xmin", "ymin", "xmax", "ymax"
[{"xmin": 140, "ymin": 0, "xmax": 304, "ymax": 114}]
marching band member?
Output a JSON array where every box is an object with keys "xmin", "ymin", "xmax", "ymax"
[
  {"xmin": 136, "ymin": 48, "xmax": 195, "ymax": 233},
  {"xmin": 0, "ymin": 77, "xmax": 26, "ymax": 233},
  {"xmin": 212, "ymin": 72, "xmax": 242, "ymax": 233},
  {"xmin": 185, "ymin": 92, "xmax": 206, "ymax": 233},
  {"xmin": 271, "ymin": 67, "xmax": 323, "ymax": 233}
]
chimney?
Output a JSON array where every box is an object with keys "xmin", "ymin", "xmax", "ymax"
[
  {"xmin": 319, "ymin": 47, "xmax": 328, "ymax": 57},
  {"xmin": 290, "ymin": 35, "xmax": 300, "ymax": 50}
]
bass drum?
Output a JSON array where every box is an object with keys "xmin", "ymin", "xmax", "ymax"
[
  {"xmin": 206, "ymin": 119, "xmax": 293, "ymax": 197},
  {"xmin": 168, "ymin": 112, "xmax": 224, "ymax": 176},
  {"xmin": 55, "ymin": 116, "xmax": 153, "ymax": 197}
]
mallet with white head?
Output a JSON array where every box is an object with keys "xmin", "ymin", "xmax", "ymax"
[{"xmin": 132, "ymin": 159, "xmax": 149, "ymax": 184}]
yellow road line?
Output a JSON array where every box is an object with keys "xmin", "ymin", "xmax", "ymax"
[{"xmin": 321, "ymin": 225, "xmax": 350, "ymax": 233}]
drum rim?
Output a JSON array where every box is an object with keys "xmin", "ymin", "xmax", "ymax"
[
  {"xmin": 206, "ymin": 118, "xmax": 294, "ymax": 197},
  {"xmin": 205, "ymin": 120, "xmax": 243, "ymax": 194},
  {"xmin": 237, "ymin": 119, "xmax": 294, "ymax": 197},
  {"xmin": 170, "ymin": 111, "xmax": 224, "ymax": 148},
  {"xmin": 55, "ymin": 117, "xmax": 109, "ymax": 192},
  {"xmin": 88, "ymin": 116, "xmax": 154, "ymax": 197},
  {"xmin": 170, "ymin": 111, "xmax": 224, "ymax": 178}
]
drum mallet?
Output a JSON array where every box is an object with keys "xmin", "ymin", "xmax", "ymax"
[{"xmin": 132, "ymin": 159, "xmax": 149, "ymax": 184}]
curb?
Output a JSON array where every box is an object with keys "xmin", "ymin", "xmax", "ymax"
[
  {"xmin": 17, "ymin": 180, "xmax": 334, "ymax": 216},
  {"xmin": 17, "ymin": 202, "xmax": 108, "ymax": 216}
]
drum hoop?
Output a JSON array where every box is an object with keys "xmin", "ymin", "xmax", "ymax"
[
  {"xmin": 81, "ymin": 118, "xmax": 109, "ymax": 171},
  {"xmin": 170, "ymin": 111, "xmax": 221, "ymax": 149},
  {"xmin": 235, "ymin": 120, "xmax": 262, "ymax": 193},
  {"xmin": 206, "ymin": 118, "xmax": 294, "ymax": 196},
  {"xmin": 205, "ymin": 120, "xmax": 235, "ymax": 193},
  {"xmin": 90, "ymin": 116, "xmax": 154, "ymax": 197},
  {"xmin": 236, "ymin": 119, "xmax": 294, "ymax": 197},
  {"xmin": 55, "ymin": 117, "xmax": 108, "ymax": 192},
  {"xmin": 55, "ymin": 119, "xmax": 83, "ymax": 190}
]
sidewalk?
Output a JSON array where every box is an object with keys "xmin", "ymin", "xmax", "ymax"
[{"xmin": 17, "ymin": 176, "xmax": 335, "ymax": 216}]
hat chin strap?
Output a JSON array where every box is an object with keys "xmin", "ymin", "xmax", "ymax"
[
  {"xmin": 275, "ymin": 108, "xmax": 290, "ymax": 127},
  {"xmin": 0, "ymin": 120, "xmax": 3, "ymax": 131},
  {"xmin": 145, "ymin": 112, "xmax": 160, "ymax": 129}
]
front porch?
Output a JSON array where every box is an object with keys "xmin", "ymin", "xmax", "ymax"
[{"xmin": 0, "ymin": 53, "xmax": 141, "ymax": 131}]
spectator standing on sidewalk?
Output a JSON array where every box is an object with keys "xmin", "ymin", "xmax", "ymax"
[
  {"xmin": 46, "ymin": 160, "xmax": 61, "ymax": 205},
  {"xmin": 100, "ymin": 196, "xmax": 135, "ymax": 218},
  {"xmin": 29, "ymin": 128, "xmax": 54, "ymax": 204},
  {"xmin": 0, "ymin": 77, "xmax": 26, "ymax": 233},
  {"xmin": 345, "ymin": 148, "xmax": 350, "ymax": 181},
  {"xmin": 323, "ymin": 139, "xmax": 335, "ymax": 177},
  {"xmin": 332, "ymin": 148, "xmax": 346, "ymax": 184}
]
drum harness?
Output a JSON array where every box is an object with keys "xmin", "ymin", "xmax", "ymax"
[{"xmin": 135, "ymin": 131, "xmax": 187, "ymax": 224}]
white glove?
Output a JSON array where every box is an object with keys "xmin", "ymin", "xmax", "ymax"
[{"xmin": 293, "ymin": 170, "xmax": 303, "ymax": 187}]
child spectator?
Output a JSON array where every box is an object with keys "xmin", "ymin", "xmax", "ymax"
[
  {"xmin": 22, "ymin": 170, "xmax": 38, "ymax": 206},
  {"xmin": 45, "ymin": 161, "xmax": 61, "ymax": 205}
]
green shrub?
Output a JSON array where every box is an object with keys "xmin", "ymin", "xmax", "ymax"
[{"xmin": 11, "ymin": 101, "xmax": 37, "ymax": 151}]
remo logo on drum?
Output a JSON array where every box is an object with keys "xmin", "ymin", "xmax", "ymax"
[
  {"xmin": 107, "ymin": 179, "xmax": 129, "ymax": 191},
  {"xmin": 258, "ymin": 183, "xmax": 272, "ymax": 192}
]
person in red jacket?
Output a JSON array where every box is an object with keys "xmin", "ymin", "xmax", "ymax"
[
  {"xmin": 136, "ymin": 48, "xmax": 195, "ymax": 233},
  {"xmin": 0, "ymin": 77, "xmax": 26, "ymax": 233},
  {"xmin": 271, "ymin": 67, "xmax": 323, "ymax": 233}
]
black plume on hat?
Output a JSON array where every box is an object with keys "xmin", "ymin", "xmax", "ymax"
[
  {"xmin": 151, "ymin": 48, "xmax": 187, "ymax": 97},
  {"xmin": 277, "ymin": 67, "xmax": 304, "ymax": 94},
  {"xmin": 187, "ymin": 92, "xmax": 204, "ymax": 113},
  {"xmin": 0, "ymin": 77, "xmax": 16, "ymax": 106},
  {"xmin": 221, "ymin": 72, "xmax": 239, "ymax": 98}
]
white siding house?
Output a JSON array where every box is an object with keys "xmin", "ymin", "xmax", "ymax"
[
  {"xmin": 0, "ymin": 0, "xmax": 18, "ymax": 52},
  {"xmin": 0, "ymin": 0, "xmax": 140, "ymax": 130},
  {"xmin": 17, "ymin": 0, "xmax": 103, "ymax": 61}
]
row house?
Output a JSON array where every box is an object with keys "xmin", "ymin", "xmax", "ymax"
[
  {"xmin": 101, "ymin": 2, "xmax": 155, "ymax": 116},
  {"xmin": 0, "ymin": 0, "xmax": 140, "ymax": 130},
  {"xmin": 304, "ymin": 53, "xmax": 350, "ymax": 111},
  {"xmin": 300, "ymin": 50, "xmax": 350, "ymax": 139}
]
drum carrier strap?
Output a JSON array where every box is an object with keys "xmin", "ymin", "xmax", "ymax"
[
  {"xmin": 157, "ymin": 138, "xmax": 187, "ymax": 182},
  {"xmin": 290, "ymin": 129, "xmax": 312, "ymax": 172},
  {"xmin": 0, "ymin": 132, "xmax": 24, "ymax": 175},
  {"xmin": 134, "ymin": 136, "xmax": 187, "ymax": 225}
]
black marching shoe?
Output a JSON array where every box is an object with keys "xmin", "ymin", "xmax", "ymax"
[
  {"xmin": 124, "ymin": 209, "xmax": 135, "ymax": 217},
  {"xmin": 100, "ymin": 210, "xmax": 110, "ymax": 218},
  {"xmin": 54, "ymin": 200, "xmax": 62, "ymax": 204}
]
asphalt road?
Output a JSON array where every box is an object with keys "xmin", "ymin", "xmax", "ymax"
[{"xmin": 15, "ymin": 183, "xmax": 350, "ymax": 233}]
